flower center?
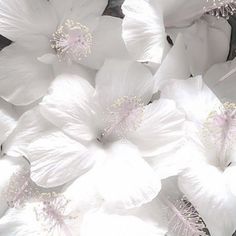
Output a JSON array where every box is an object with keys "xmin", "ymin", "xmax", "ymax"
[
  {"xmin": 203, "ymin": 102, "xmax": 236, "ymax": 168},
  {"xmin": 51, "ymin": 19, "xmax": 92, "ymax": 63},
  {"xmin": 204, "ymin": 0, "xmax": 236, "ymax": 19},
  {"xmin": 98, "ymin": 96, "xmax": 145, "ymax": 142},
  {"xmin": 35, "ymin": 192, "xmax": 77, "ymax": 234}
]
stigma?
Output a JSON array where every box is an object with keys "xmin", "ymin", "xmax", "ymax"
[{"xmin": 51, "ymin": 19, "xmax": 92, "ymax": 63}]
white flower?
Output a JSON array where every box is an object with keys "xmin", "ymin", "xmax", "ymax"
[
  {"xmin": 0, "ymin": 170, "xmax": 167, "ymax": 236},
  {"xmin": 162, "ymin": 76, "xmax": 236, "ymax": 236},
  {"xmin": 122, "ymin": 0, "xmax": 231, "ymax": 75},
  {"xmin": 5, "ymin": 59, "xmax": 185, "ymax": 209},
  {"xmin": 0, "ymin": 0, "xmax": 128, "ymax": 105}
]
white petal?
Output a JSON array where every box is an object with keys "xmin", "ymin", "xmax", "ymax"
[
  {"xmin": 179, "ymin": 163, "xmax": 236, "ymax": 236},
  {"xmin": 40, "ymin": 74, "xmax": 96, "ymax": 142},
  {"xmin": 0, "ymin": 0, "xmax": 57, "ymax": 41},
  {"xmin": 80, "ymin": 16, "xmax": 129, "ymax": 70},
  {"xmin": 128, "ymin": 99, "xmax": 185, "ymax": 157},
  {"xmin": 95, "ymin": 142, "xmax": 161, "ymax": 209},
  {"xmin": 154, "ymin": 33, "xmax": 190, "ymax": 92},
  {"xmin": 204, "ymin": 58, "xmax": 236, "ymax": 102},
  {"xmin": 0, "ymin": 43, "xmax": 53, "ymax": 105},
  {"xmin": 161, "ymin": 77, "xmax": 221, "ymax": 124},
  {"xmin": 5, "ymin": 109, "xmax": 94, "ymax": 187},
  {"xmin": 122, "ymin": 0, "xmax": 165, "ymax": 63},
  {"xmin": 161, "ymin": 0, "xmax": 206, "ymax": 27},
  {"xmin": 224, "ymin": 165, "xmax": 236, "ymax": 197},
  {"xmin": 167, "ymin": 16, "xmax": 231, "ymax": 76},
  {"xmin": 0, "ymin": 155, "xmax": 29, "ymax": 217},
  {"xmin": 0, "ymin": 99, "xmax": 17, "ymax": 144},
  {"xmin": 81, "ymin": 210, "xmax": 166, "ymax": 236},
  {"xmin": 65, "ymin": 0, "xmax": 107, "ymax": 30},
  {"xmin": 95, "ymin": 59, "xmax": 154, "ymax": 108}
]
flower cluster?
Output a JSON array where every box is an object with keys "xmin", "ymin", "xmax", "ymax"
[{"xmin": 0, "ymin": 0, "xmax": 235, "ymax": 235}]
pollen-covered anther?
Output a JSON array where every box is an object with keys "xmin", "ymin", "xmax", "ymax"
[
  {"xmin": 204, "ymin": 0, "xmax": 236, "ymax": 19},
  {"xmin": 35, "ymin": 192, "xmax": 77, "ymax": 234},
  {"xmin": 51, "ymin": 19, "xmax": 92, "ymax": 63},
  {"xmin": 101, "ymin": 96, "xmax": 145, "ymax": 139}
]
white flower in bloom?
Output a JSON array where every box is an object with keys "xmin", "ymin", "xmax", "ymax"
[
  {"xmin": 122, "ymin": 0, "xmax": 231, "ymax": 75},
  {"xmin": 0, "ymin": 0, "xmax": 128, "ymax": 105},
  {"xmin": 4, "ymin": 59, "xmax": 185, "ymax": 209},
  {"xmin": 0, "ymin": 169, "xmax": 167, "ymax": 236},
  {"xmin": 162, "ymin": 77, "xmax": 236, "ymax": 236}
]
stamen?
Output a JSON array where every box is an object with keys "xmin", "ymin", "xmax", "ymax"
[
  {"xmin": 51, "ymin": 19, "xmax": 92, "ymax": 63},
  {"xmin": 99, "ymin": 96, "xmax": 145, "ymax": 141},
  {"xmin": 203, "ymin": 102, "xmax": 236, "ymax": 168},
  {"xmin": 4, "ymin": 169, "xmax": 39, "ymax": 208},
  {"xmin": 35, "ymin": 192, "xmax": 77, "ymax": 234},
  {"xmin": 204, "ymin": 0, "xmax": 236, "ymax": 19}
]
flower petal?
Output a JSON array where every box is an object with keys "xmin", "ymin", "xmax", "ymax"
[
  {"xmin": 95, "ymin": 142, "xmax": 161, "ymax": 209},
  {"xmin": 128, "ymin": 99, "xmax": 185, "ymax": 157},
  {"xmin": 40, "ymin": 73, "xmax": 96, "ymax": 143},
  {"xmin": 154, "ymin": 33, "xmax": 190, "ymax": 92},
  {"xmin": 80, "ymin": 16, "xmax": 129, "ymax": 70},
  {"xmin": 5, "ymin": 109, "xmax": 94, "ymax": 187},
  {"xmin": 0, "ymin": 0, "xmax": 57, "ymax": 41},
  {"xmin": 122, "ymin": 0, "xmax": 165, "ymax": 63},
  {"xmin": 0, "ymin": 42, "xmax": 53, "ymax": 105},
  {"xmin": 161, "ymin": 77, "xmax": 221, "ymax": 124},
  {"xmin": 167, "ymin": 16, "xmax": 231, "ymax": 76},
  {"xmin": 95, "ymin": 59, "xmax": 154, "ymax": 108},
  {"xmin": 81, "ymin": 210, "xmax": 166, "ymax": 236},
  {"xmin": 0, "ymin": 99, "xmax": 17, "ymax": 144},
  {"xmin": 204, "ymin": 58, "xmax": 236, "ymax": 102},
  {"xmin": 179, "ymin": 163, "xmax": 236, "ymax": 236}
]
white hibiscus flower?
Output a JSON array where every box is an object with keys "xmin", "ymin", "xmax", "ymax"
[
  {"xmin": 4, "ymin": 59, "xmax": 185, "ymax": 209},
  {"xmin": 162, "ymin": 76, "xmax": 236, "ymax": 236},
  {"xmin": 0, "ymin": 0, "xmax": 128, "ymax": 105},
  {"xmin": 0, "ymin": 169, "xmax": 167, "ymax": 236},
  {"xmin": 122, "ymin": 0, "xmax": 231, "ymax": 75}
]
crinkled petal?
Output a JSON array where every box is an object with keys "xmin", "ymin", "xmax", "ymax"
[
  {"xmin": 0, "ymin": 0, "xmax": 57, "ymax": 41},
  {"xmin": 224, "ymin": 165, "xmax": 236, "ymax": 197},
  {"xmin": 4, "ymin": 109, "xmax": 94, "ymax": 187},
  {"xmin": 40, "ymin": 74, "xmax": 96, "ymax": 143},
  {"xmin": 122, "ymin": 0, "xmax": 165, "ymax": 63},
  {"xmin": 0, "ymin": 42, "xmax": 53, "ymax": 105},
  {"xmin": 80, "ymin": 16, "xmax": 129, "ymax": 70},
  {"xmin": 95, "ymin": 59, "xmax": 154, "ymax": 108},
  {"xmin": 128, "ymin": 99, "xmax": 185, "ymax": 157},
  {"xmin": 95, "ymin": 142, "xmax": 161, "ymax": 209},
  {"xmin": 161, "ymin": 77, "xmax": 221, "ymax": 124},
  {"xmin": 179, "ymin": 163, "xmax": 236, "ymax": 236}
]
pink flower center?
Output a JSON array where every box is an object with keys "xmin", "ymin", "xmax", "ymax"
[
  {"xmin": 51, "ymin": 19, "xmax": 92, "ymax": 63},
  {"xmin": 98, "ymin": 96, "xmax": 145, "ymax": 141}
]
